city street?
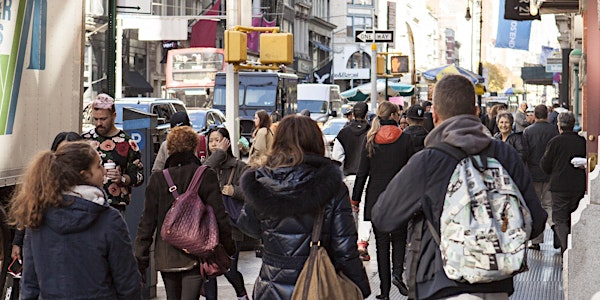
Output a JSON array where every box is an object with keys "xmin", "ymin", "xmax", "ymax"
[{"xmin": 154, "ymin": 227, "xmax": 563, "ymax": 299}]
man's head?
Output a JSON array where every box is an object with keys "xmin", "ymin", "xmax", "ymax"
[
  {"xmin": 534, "ymin": 104, "xmax": 548, "ymax": 120},
  {"xmin": 91, "ymin": 93, "xmax": 116, "ymax": 136},
  {"xmin": 423, "ymin": 101, "xmax": 432, "ymax": 112},
  {"xmin": 170, "ymin": 111, "xmax": 191, "ymax": 128},
  {"xmin": 432, "ymin": 75, "xmax": 477, "ymax": 125},
  {"xmin": 557, "ymin": 111, "xmax": 576, "ymax": 133},
  {"xmin": 353, "ymin": 102, "xmax": 368, "ymax": 120},
  {"xmin": 406, "ymin": 104, "xmax": 425, "ymax": 125},
  {"xmin": 520, "ymin": 102, "xmax": 528, "ymax": 112}
]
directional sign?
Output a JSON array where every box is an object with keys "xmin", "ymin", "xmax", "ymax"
[
  {"xmin": 545, "ymin": 57, "xmax": 562, "ymax": 73},
  {"xmin": 117, "ymin": 0, "xmax": 152, "ymax": 14},
  {"xmin": 354, "ymin": 30, "xmax": 394, "ymax": 43}
]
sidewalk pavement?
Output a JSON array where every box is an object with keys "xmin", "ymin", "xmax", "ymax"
[{"xmin": 155, "ymin": 228, "xmax": 563, "ymax": 299}]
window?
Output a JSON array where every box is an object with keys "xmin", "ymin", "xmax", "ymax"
[
  {"xmin": 347, "ymin": 0, "xmax": 372, "ymax": 5},
  {"xmin": 346, "ymin": 16, "xmax": 373, "ymax": 37},
  {"xmin": 346, "ymin": 52, "xmax": 371, "ymax": 69}
]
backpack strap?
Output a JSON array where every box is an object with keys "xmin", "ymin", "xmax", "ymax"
[
  {"xmin": 428, "ymin": 142, "xmax": 468, "ymax": 161},
  {"xmin": 430, "ymin": 141, "xmax": 496, "ymax": 171},
  {"xmin": 408, "ymin": 216, "xmax": 424, "ymax": 300},
  {"xmin": 162, "ymin": 166, "xmax": 207, "ymax": 200}
]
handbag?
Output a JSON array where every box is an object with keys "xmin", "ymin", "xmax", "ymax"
[
  {"xmin": 221, "ymin": 167, "xmax": 244, "ymax": 223},
  {"xmin": 161, "ymin": 166, "xmax": 219, "ymax": 257},
  {"xmin": 291, "ymin": 209, "xmax": 363, "ymax": 300}
]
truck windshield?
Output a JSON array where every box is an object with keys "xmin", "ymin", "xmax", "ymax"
[
  {"xmin": 298, "ymin": 100, "xmax": 328, "ymax": 114},
  {"xmin": 213, "ymin": 85, "xmax": 276, "ymax": 107}
]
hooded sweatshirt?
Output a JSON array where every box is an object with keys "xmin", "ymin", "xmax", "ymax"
[
  {"xmin": 334, "ymin": 119, "xmax": 370, "ymax": 175},
  {"xmin": 21, "ymin": 185, "xmax": 141, "ymax": 300}
]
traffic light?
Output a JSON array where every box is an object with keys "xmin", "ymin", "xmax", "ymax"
[
  {"xmin": 224, "ymin": 30, "xmax": 247, "ymax": 63},
  {"xmin": 376, "ymin": 55, "xmax": 386, "ymax": 75},
  {"xmin": 260, "ymin": 33, "xmax": 293, "ymax": 65}
]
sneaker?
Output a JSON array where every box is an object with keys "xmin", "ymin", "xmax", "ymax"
[
  {"xmin": 393, "ymin": 275, "xmax": 409, "ymax": 296},
  {"xmin": 357, "ymin": 240, "xmax": 370, "ymax": 261},
  {"xmin": 528, "ymin": 243, "xmax": 541, "ymax": 250}
]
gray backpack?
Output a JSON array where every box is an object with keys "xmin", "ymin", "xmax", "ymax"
[{"xmin": 428, "ymin": 142, "xmax": 532, "ymax": 284}]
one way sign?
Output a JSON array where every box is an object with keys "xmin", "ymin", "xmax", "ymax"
[{"xmin": 354, "ymin": 30, "xmax": 394, "ymax": 43}]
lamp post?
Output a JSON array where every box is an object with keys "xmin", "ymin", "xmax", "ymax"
[{"xmin": 465, "ymin": 0, "xmax": 483, "ymax": 111}]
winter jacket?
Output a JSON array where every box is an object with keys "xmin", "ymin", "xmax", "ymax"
[
  {"xmin": 135, "ymin": 152, "xmax": 235, "ymax": 272},
  {"xmin": 352, "ymin": 124, "xmax": 415, "ymax": 220},
  {"xmin": 237, "ymin": 154, "xmax": 371, "ymax": 300},
  {"xmin": 494, "ymin": 131, "xmax": 529, "ymax": 162},
  {"xmin": 403, "ymin": 125, "xmax": 429, "ymax": 152},
  {"xmin": 372, "ymin": 115, "xmax": 547, "ymax": 300},
  {"xmin": 540, "ymin": 132, "xmax": 586, "ymax": 193},
  {"xmin": 203, "ymin": 148, "xmax": 248, "ymax": 241},
  {"xmin": 523, "ymin": 121, "xmax": 559, "ymax": 182},
  {"xmin": 21, "ymin": 186, "xmax": 141, "ymax": 300},
  {"xmin": 248, "ymin": 127, "xmax": 273, "ymax": 166},
  {"xmin": 333, "ymin": 119, "xmax": 370, "ymax": 175}
]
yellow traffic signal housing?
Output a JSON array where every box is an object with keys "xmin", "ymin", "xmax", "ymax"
[
  {"xmin": 376, "ymin": 55, "xmax": 386, "ymax": 75},
  {"xmin": 260, "ymin": 33, "xmax": 293, "ymax": 65},
  {"xmin": 225, "ymin": 30, "xmax": 247, "ymax": 63}
]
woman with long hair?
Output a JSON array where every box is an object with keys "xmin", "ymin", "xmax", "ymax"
[
  {"xmin": 247, "ymin": 109, "xmax": 273, "ymax": 167},
  {"xmin": 237, "ymin": 115, "xmax": 371, "ymax": 300},
  {"xmin": 352, "ymin": 101, "xmax": 415, "ymax": 299},
  {"xmin": 135, "ymin": 126, "xmax": 235, "ymax": 300},
  {"xmin": 10, "ymin": 141, "xmax": 141, "ymax": 299},
  {"xmin": 203, "ymin": 127, "xmax": 249, "ymax": 300}
]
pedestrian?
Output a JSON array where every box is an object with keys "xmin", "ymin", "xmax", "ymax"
[
  {"xmin": 11, "ymin": 131, "xmax": 83, "ymax": 268},
  {"xmin": 247, "ymin": 109, "xmax": 273, "ymax": 167},
  {"xmin": 10, "ymin": 141, "xmax": 141, "ymax": 300},
  {"xmin": 372, "ymin": 74, "xmax": 547, "ymax": 300},
  {"xmin": 331, "ymin": 102, "xmax": 372, "ymax": 261},
  {"xmin": 270, "ymin": 111, "xmax": 282, "ymax": 134},
  {"xmin": 135, "ymin": 126, "xmax": 235, "ymax": 300},
  {"xmin": 515, "ymin": 102, "xmax": 530, "ymax": 133},
  {"xmin": 152, "ymin": 112, "xmax": 206, "ymax": 172},
  {"xmin": 81, "ymin": 93, "xmax": 144, "ymax": 212},
  {"xmin": 352, "ymin": 101, "xmax": 415, "ymax": 299},
  {"xmin": 541, "ymin": 112, "xmax": 586, "ymax": 253},
  {"xmin": 422, "ymin": 100, "xmax": 434, "ymax": 132},
  {"xmin": 237, "ymin": 115, "xmax": 371, "ymax": 300},
  {"xmin": 343, "ymin": 106, "xmax": 354, "ymax": 123},
  {"xmin": 403, "ymin": 104, "xmax": 429, "ymax": 152},
  {"xmin": 495, "ymin": 112, "xmax": 528, "ymax": 162},
  {"xmin": 523, "ymin": 104, "xmax": 559, "ymax": 250},
  {"xmin": 548, "ymin": 103, "xmax": 560, "ymax": 127},
  {"xmin": 202, "ymin": 127, "xmax": 249, "ymax": 300},
  {"xmin": 399, "ymin": 114, "xmax": 409, "ymax": 130}
]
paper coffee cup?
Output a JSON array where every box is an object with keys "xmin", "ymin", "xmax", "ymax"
[{"xmin": 104, "ymin": 162, "xmax": 116, "ymax": 169}]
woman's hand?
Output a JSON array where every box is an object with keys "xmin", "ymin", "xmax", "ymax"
[
  {"xmin": 218, "ymin": 137, "xmax": 230, "ymax": 152},
  {"xmin": 222, "ymin": 184, "xmax": 234, "ymax": 196},
  {"xmin": 11, "ymin": 245, "xmax": 21, "ymax": 262}
]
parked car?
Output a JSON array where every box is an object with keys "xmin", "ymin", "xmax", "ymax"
[
  {"xmin": 82, "ymin": 97, "xmax": 188, "ymax": 153},
  {"xmin": 321, "ymin": 118, "xmax": 349, "ymax": 153},
  {"xmin": 187, "ymin": 108, "xmax": 226, "ymax": 135}
]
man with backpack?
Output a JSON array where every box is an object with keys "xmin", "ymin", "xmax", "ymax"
[{"xmin": 372, "ymin": 74, "xmax": 547, "ymax": 300}]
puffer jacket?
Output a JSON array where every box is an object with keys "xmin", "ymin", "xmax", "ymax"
[
  {"xmin": 494, "ymin": 131, "xmax": 529, "ymax": 162},
  {"xmin": 135, "ymin": 152, "xmax": 235, "ymax": 272},
  {"xmin": 372, "ymin": 115, "xmax": 547, "ymax": 300},
  {"xmin": 22, "ymin": 186, "xmax": 141, "ymax": 300},
  {"xmin": 403, "ymin": 125, "xmax": 429, "ymax": 152},
  {"xmin": 203, "ymin": 148, "xmax": 248, "ymax": 241},
  {"xmin": 237, "ymin": 154, "xmax": 371, "ymax": 299}
]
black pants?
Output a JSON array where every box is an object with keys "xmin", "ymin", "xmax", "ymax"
[
  {"xmin": 373, "ymin": 223, "xmax": 407, "ymax": 297},
  {"xmin": 551, "ymin": 191, "xmax": 584, "ymax": 253},
  {"xmin": 161, "ymin": 266, "xmax": 203, "ymax": 300},
  {"xmin": 204, "ymin": 241, "xmax": 247, "ymax": 299}
]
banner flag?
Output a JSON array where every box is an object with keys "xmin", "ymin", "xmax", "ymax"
[
  {"xmin": 313, "ymin": 60, "xmax": 333, "ymax": 84},
  {"xmin": 190, "ymin": 0, "xmax": 221, "ymax": 47},
  {"xmin": 495, "ymin": 0, "xmax": 532, "ymax": 51}
]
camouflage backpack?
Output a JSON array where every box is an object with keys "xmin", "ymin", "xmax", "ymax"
[{"xmin": 428, "ymin": 142, "xmax": 532, "ymax": 284}]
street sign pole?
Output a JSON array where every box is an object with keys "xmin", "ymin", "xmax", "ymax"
[{"xmin": 371, "ymin": 9, "xmax": 377, "ymax": 114}]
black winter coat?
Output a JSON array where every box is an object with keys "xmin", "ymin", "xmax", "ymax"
[
  {"xmin": 372, "ymin": 115, "xmax": 547, "ymax": 300},
  {"xmin": 352, "ymin": 125, "xmax": 415, "ymax": 220},
  {"xmin": 336, "ymin": 119, "xmax": 370, "ymax": 175},
  {"xmin": 135, "ymin": 152, "xmax": 235, "ymax": 272},
  {"xmin": 494, "ymin": 131, "xmax": 529, "ymax": 162},
  {"xmin": 540, "ymin": 132, "xmax": 586, "ymax": 193},
  {"xmin": 523, "ymin": 121, "xmax": 559, "ymax": 182},
  {"xmin": 404, "ymin": 125, "xmax": 429, "ymax": 152},
  {"xmin": 237, "ymin": 154, "xmax": 371, "ymax": 300}
]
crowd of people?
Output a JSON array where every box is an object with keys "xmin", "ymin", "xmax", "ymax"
[{"xmin": 7, "ymin": 75, "xmax": 586, "ymax": 299}]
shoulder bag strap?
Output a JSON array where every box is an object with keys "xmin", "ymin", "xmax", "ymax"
[
  {"xmin": 227, "ymin": 165, "xmax": 236, "ymax": 185},
  {"xmin": 162, "ymin": 169, "xmax": 181, "ymax": 199},
  {"xmin": 300, "ymin": 209, "xmax": 326, "ymax": 300},
  {"xmin": 187, "ymin": 165, "xmax": 208, "ymax": 193}
]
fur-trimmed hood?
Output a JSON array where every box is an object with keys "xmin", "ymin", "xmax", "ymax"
[{"xmin": 240, "ymin": 154, "xmax": 343, "ymax": 217}]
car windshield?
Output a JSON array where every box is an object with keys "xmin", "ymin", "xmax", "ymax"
[
  {"xmin": 322, "ymin": 120, "xmax": 346, "ymax": 135},
  {"xmin": 298, "ymin": 100, "xmax": 328, "ymax": 114},
  {"xmin": 188, "ymin": 111, "xmax": 207, "ymax": 132}
]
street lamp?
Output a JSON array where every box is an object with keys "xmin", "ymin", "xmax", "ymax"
[{"xmin": 466, "ymin": 0, "xmax": 483, "ymax": 110}]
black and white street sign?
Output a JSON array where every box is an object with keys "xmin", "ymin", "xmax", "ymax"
[{"xmin": 354, "ymin": 30, "xmax": 394, "ymax": 43}]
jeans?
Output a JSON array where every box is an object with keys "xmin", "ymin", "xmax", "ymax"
[
  {"xmin": 204, "ymin": 241, "xmax": 247, "ymax": 299},
  {"xmin": 551, "ymin": 191, "xmax": 585, "ymax": 253},
  {"xmin": 373, "ymin": 224, "xmax": 407, "ymax": 297},
  {"xmin": 161, "ymin": 266, "xmax": 203, "ymax": 300},
  {"xmin": 531, "ymin": 181, "xmax": 553, "ymax": 244}
]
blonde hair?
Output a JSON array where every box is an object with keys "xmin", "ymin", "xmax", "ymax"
[
  {"xmin": 9, "ymin": 142, "xmax": 98, "ymax": 229},
  {"xmin": 365, "ymin": 101, "xmax": 398, "ymax": 157}
]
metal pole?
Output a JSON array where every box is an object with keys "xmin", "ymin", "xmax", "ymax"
[
  {"xmin": 106, "ymin": 0, "xmax": 116, "ymax": 96},
  {"xmin": 115, "ymin": 18, "xmax": 123, "ymax": 98},
  {"xmin": 406, "ymin": 22, "xmax": 416, "ymax": 105},
  {"xmin": 226, "ymin": 0, "xmax": 240, "ymax": 156},
  {"xmin": 370, "ymin": 8, "xmax": 377, "ymax": 113},
  {"xmin": 477, "ymin": 0, "xmax": 483, "ymax": 110}
]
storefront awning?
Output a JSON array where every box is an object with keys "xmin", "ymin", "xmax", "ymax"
[{"xmin": 124, "ymin": 71, "xmax": 153, "ymax": 95}]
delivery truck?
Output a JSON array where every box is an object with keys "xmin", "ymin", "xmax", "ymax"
[{"xmin": 0, "ymin": 1, "xmax": 84, "ymax": 294}]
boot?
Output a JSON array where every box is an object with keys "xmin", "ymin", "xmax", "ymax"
[{"xmin": 552, "ymin": 225, "xmax": 561, "ymax": 249}]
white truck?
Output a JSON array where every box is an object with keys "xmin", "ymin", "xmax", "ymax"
[
  {"xmin": 297, "ymin": 83, "xmax": 343, "ymax": 124},
  {"xmin": 0, "ymin": 0, "xmax": 83, "ymax": 293}
]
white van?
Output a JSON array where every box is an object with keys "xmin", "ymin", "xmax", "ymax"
[{"xmin": 297, "ymin": 84, "xmax": 343, "ymax": 124}]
